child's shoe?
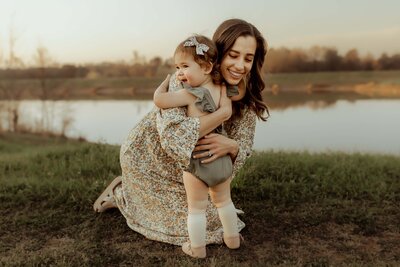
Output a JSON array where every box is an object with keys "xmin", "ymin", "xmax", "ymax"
[
  {"xmin": 223, "ymin": 234, "xmax": 243, "ymax": 249},
  {"xmin": 182, "ymin": 242, "xmax": 206, "ymax": 258}
]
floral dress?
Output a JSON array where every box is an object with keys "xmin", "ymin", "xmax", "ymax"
[{"xmin": 113, "ymin": 75, "xmax": 257, "ymax": 246}]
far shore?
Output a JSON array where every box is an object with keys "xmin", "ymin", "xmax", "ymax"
[{"xmin": 1, "ymin": 70, "xmax": 400, "ymax": 100}]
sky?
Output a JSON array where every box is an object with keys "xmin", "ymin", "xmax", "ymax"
[{"xmin": 0, "ymin": 0, "xmax": 399, "ymax": 65}]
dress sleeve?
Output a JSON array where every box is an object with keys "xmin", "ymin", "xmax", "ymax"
[
  {"xmin": 155, "ymin": 73, "xmax": 200, "ymax": 169},
  {"xmin": 224, "ymin": 107, "xmax": 257, "ymax": 179}
]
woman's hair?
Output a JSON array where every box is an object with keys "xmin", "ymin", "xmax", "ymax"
[
  {"xmin": 175, "ymin": 35, "xmax": 222, "ymax": 84},
  {"xmin": 213, "ymin": 19, "xmax": 269, "ymax": 121}
]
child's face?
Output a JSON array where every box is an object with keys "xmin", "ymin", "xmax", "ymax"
[{"xmin": 174, "ymin": 52, "xmax": 209, "ymax": 87}]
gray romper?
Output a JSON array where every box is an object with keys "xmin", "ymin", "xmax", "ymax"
[{"xmin": 185, "ymin": 84, "xmax": 239, "ymax": 187}]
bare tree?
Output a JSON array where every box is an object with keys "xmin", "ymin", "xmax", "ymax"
[
  {"xmin": 362, "ymin": 53, "xmax": 378, "ymax": 70},
  {"xmin": 132, "ymin": 50, "xmax": 146, "ymax": 65},
  {"xmin": 33, "ymin": 44, "xmax": 59, "ymax": 134},
  {"xmin": 0, "ymin": 37, "xmax": 4, "ymax": 68},
  {"xmin": 344, "ymin": 49, "xmax": 361, "ymax": 70},
  {"xmin": 6, "ymin": 24, "xmax": 24, "ymax": 68},
  {"xmin": 0, "ymin": 22, "xmax": 25, "ymax": 132},
  {"xmin": 33, "ymin": 44, "xmax": 53, "ymax": 100}
]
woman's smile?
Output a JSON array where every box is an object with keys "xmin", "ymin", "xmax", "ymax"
[{"xmin": 228, "ymin": 69, "xmax": 244, "ymax": 79}]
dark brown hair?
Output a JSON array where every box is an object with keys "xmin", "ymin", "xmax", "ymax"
[
  {"xmin": 175, "ymin": 35, "xmax": 221, "ymax": 84},
  {"xmin": 213, "ymin": 19, "xmax": 269, "ymax": 121}
]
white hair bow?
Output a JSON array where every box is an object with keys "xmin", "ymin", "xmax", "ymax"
[{"xmin": 183, "ymin": 36, "xmax": 209, "ymax": 55}]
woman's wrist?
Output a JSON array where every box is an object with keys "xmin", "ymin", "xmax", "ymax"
[{"xmin": 228, "ymin": 139, "xmax": 239, "ymax": 161}]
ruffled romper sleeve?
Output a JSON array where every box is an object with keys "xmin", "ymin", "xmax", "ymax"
[
  {"xmin": 155, "ymin": 74, "xmax": 200, "ymax": 170},
  {"xmin": 224, "ymin": 107, "xmax": 257, "ymax": 178},
  {"xmin": 185, "ymin": 86, "xmax": 216, "ymax": 113}
]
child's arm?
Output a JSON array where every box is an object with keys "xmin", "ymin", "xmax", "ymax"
[{"xmin": 153, "ymin": 77, "xmax": 196, "ymax": 108}]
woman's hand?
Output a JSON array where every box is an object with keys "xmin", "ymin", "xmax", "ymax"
[{"xmin": 193, "ymin": 133, "xmax": 239, "ymax": 164}]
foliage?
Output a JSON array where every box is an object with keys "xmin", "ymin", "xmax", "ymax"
[
  {"xmin": 1, "ymin": 48, "xmax": 400, "ymax": 81},
  {"xmin": 265, "ymin": 46, "xmax": 400, "ymax": 73}
]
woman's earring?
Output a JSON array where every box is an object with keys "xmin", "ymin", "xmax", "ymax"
[
  {"xmin": 242, "ymin": 74, "xmax": 249, "ymax": 86},
  {"xmin": 246, "ymin": 73, "xmax": 251, "ymax": 82}
]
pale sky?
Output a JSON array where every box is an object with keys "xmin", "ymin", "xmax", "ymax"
[{"xmin": 0, "ymin": 0, "xmax": 399, "ymax": 65}]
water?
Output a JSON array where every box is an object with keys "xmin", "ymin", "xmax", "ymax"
[
  {"xmin": 5, "ymin": 98, "xmax": 400, "ymax": 155},
  {"xmin": 255, "ymin": 99, "xmax": 400, "ymax": 155}
]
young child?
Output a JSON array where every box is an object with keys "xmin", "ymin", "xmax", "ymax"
[{"xmin": 153, "ymin": 35, "xmax": 241, "ymax": 258}]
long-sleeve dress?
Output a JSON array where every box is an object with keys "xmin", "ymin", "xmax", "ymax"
[{"xmin": 113, "ymin": 75, "xmax": 257, "ymax": 246}]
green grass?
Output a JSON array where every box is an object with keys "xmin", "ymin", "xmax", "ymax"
[{"xmin": 1, "ymin": 133, "xmax": 400, "ymax": 266}]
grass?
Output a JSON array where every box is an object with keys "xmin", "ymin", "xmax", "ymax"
[{"xmin": 1, "ymin": 133, "xmax": 399, "ymax": 266}]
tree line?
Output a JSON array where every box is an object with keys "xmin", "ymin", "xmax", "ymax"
[
  {"xmin": 265, "ymin": 46, "xmax": 400, "ymax": 73},
  {"xmin": 0, "ymin": 53, "xmax": 168, "ymax": 80},
  {"xmin": 1, "ymin": 47, "xmax": 400, "ymax": 80}
]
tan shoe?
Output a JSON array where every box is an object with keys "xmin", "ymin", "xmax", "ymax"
[
  {"xmin": 223, "ymin": 234, "xmax": 243, "ymax": 249},
  {"xmin": 93, "ymin": 176, "xmax": 121, "ymax": 212},
  {"xmin": 182, "ymin": 242, "xmax": 206, "ymax": 258}
]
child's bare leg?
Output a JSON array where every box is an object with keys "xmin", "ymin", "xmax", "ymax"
[
  {"xmin": 209, "ymin": 177, "xmax": 240, "ymax": 249},
  {"xmin": 182, "ymin": 171, "xmax": 209, "ymax": 258}
]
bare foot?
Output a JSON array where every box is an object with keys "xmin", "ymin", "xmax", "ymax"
[{"xmin": 93, "ymin": 176, "xmax": 121, "ymax": 212}]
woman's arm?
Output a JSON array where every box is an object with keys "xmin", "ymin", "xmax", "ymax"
[
  {"xmin": 193, "ymin": 133, "xmax": 239, "ymax": 163},
  {"xmin": 224, "ymin": 107, "xmax": 256, "ymax": 178},
  {"xmin": 193, "ymin": 107, "xmax": 256, "ymax": 178},
  {"xmin": 155, "ymin": 74, "xmax": 231, "ymax": 169}
]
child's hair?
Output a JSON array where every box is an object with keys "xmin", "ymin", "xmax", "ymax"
[{"xmin": 174, "ymin": 35, "xmax": 222, "ymax": 84}]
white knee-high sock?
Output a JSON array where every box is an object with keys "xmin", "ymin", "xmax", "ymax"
[
  {"xmin": 187, "ymin": 212, "xmax": 206, "ymax": 248},
  {"xmin": 217, "ymin": 202, "xmax": 238, "ymax": 237}
]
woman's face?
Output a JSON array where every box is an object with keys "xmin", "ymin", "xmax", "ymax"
[{"xmin": 220, "ymin": 35, "xmax": 257, "ymax": 86}]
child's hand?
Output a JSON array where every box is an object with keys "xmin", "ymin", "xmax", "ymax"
[
  {"xmin": 157, "ymin": 74, "xmax": 171, "ymax": 92},
  {"xmin": 218, "ymin": 85, "xmax": 232, "ymax": 120},
  {"xmin": 153, "ymin": 74, "xmax": 171, "ymax": 105}
]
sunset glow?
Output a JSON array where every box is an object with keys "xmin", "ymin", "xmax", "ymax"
[{"xmin": 0, "ymin": 0, "xmax": 399, "ymax": 64}]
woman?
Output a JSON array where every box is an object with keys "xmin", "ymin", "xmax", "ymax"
[{"xmin": 93, "ymin": 18, "xmax": 269, "ymax": 246}]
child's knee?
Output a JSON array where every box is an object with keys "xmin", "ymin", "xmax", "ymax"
[
  {"xmin": 214, "ymin": 198, "xmax": 232, "ymax": 208},
  {"xmin": 188, "ymin": 199, "xmax": 208, "ymax": 213},
  {"xmin": 210, "ymin": 193, "xmax": 232, "ymax": 208}
]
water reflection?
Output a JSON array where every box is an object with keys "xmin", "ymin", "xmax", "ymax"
[
  {"xmin": 255, "ymin": 99, "xmax": 400, "ymax": 155},
  {"xmin": 264, "ymin": 91, "xmax": 367, "ymax": 111},
  {"xmin": 1, "ymin": 97, "xmax": 400, "ymax": 155}
]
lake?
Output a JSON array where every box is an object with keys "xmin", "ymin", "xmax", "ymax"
[{"xmin": 6, "ymin": 97, "xmax": 400, "ymax": 155}]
